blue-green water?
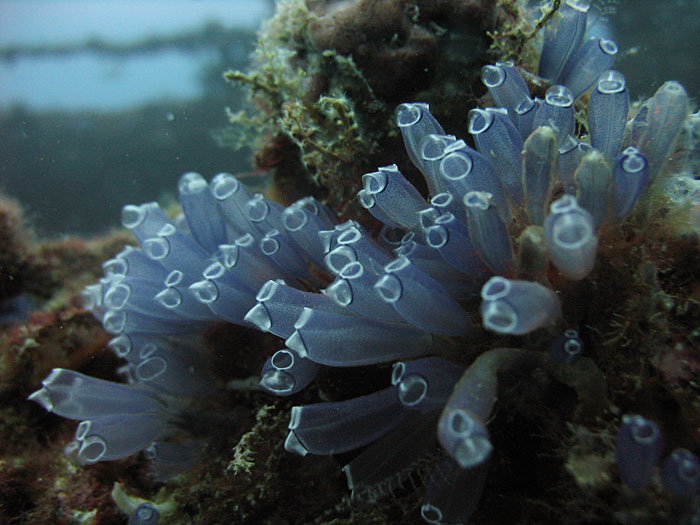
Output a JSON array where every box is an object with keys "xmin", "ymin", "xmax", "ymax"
[{"xmin": 0, "ymin": 0, "xmax": 698, "ymax": 237}]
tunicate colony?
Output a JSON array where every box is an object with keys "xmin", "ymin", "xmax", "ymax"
[{"xmin": 28, "ymin": 1, "xmax": 700, "ymax": 522}]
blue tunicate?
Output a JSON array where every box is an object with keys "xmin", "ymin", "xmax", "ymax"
[
  {"xmin": 377, "ymin": 224, "xmax": 406, "ymax": 252},
  {"xmin": 544, "ymin": 195, "xmax": 598, "ymax": 280},
  {"xmin": 393, "ymin": 234, "xmax": 477, "ymax": 299},
  {"xmin": 144, "ymin": 441, "xmax": 200, "ymax": 482},
  {"xmin": 101, "ymin": 306, "xmax": 202, "ymax": 337},
  {"xmin": 27, "ymin": 368, "xmax": 163, "ymax": 421},
  {"xmin": 481, "ymin": 61, "xmax": 531, "ymax": 121},
  {"xmin": 463, "ymin": 191, "xmax": 514, "ymax": 276},
  {"xmin": 421, "ymin": 457, "xmax": 489, "ymax": 525},
  {"xmin": 323, "ymin": 224, "xmax": 393, "ymax": 276},
  {"xmin": 626, "ymin": 81, "xmax": 690, "ymax": 182},
  {"xmin": 107, "ymin": 332, "xmax": 195, "ymax": 363},
  {"xmin": 427, "ymin": 192, "xmax": 463, "ymax": 223},
  {"xmin": 322, "ymin": 244, "xmax": 357, "ymax": 276},
  {"xmin": 391, "ymin": 357, "xmax": 465, "ymax": 411},
  {"xmin": 258, "ymin": 228, "xmax": 314, "ymax": 281},
  {"xmin": 282, "ymin": 197, "xmax": 337, "ymax": 268},
  {"xmin": 177, "ymin": 172, "xmax": 228, "ymax": 253},
  {"xmin": 155, "ymin": 271, "xmax": 220, "ymax": 322},
  {"xmin": 612, "ymin": 146, "xmax": 650, "ymax": 221},
  {"xmin": 533, "ymin": 85, "xmax": 575, "ymax": 144},
  {"xmin": 574, "ymin": 150, "xmax": 613, "ymax": 230},
  {"xmin": 0, "ymin": 294, "xmax": 36, "ymax": 324},
  {"xmin": 394, "ymin": 232, "xmax": 470, "ymax": 286},
  {"xmin": 104, "ymin": 276, "xmax": 212, "ymax": 326},
  {"xmin": 437, "ymin": 406, "xmax": 491, "ymax": 470},
  {"xmin": 74, "ymin": 413, "xmax": 167, "ymax": 463},
  {"xmin": 395, "ymin": 103, "xmax": 445, "ymax": 179},
  {"xmin": 358, "ymin": 164, "xmax": 426, "ymax": 232},
  {"xmin": 468, "ymin": 107, "xmax": 525, "ymax": 207},
  {"xmin": 550, "ymin": 329, "xmax": 584, "ymax": 364},
  {"xmin": 27, "ymin": 0, "xmax": 698, "ymax": 517},
  {"xmin": 215, "ymin": 234, "xmax": 290, "ymax": 289},
  {"xmin": 538, "ymin": 0, "xmax": 590, "ymax": 82},
  {"xmin": 189, "ymin": 267, "xmax": 258, "ymax": 326},
  {"xmin": 588, "ymin": 70, "xmax": 629, "ymax": 159},
  {"xmin": 128, "ymin": 502, "xmax": 160, "ymax": 525},
  {"xmin": 480, "ymin": 277, "xmax": 562, "ymax": 335},
  {"xmin": 437, "ymin": 348, "xmax": 537, "ymax": 469},
  {"xmin": 35, "ymin": 173, "xmax": 359, "ymax": 475},
  {"xmin": 260, "ymin": 348, "xmax": 319, "ymax": 397},
  {"xmin": 245, "ymin": 193, "xmax": 288, "ymax": 236},
  {"xmin": 415, "ymin": 133, "xmax": 459, "ymax": 196},
  {"xmin": 522, "ymin": 126, "xmax": 557, "ymax": 226},
  {"xmin": 121, "ymin": 202, "xmax": 174, "ymax": 245},
  {"xmin": 244, "ymin": 279, "xmax": 344, "ymax": 338},
  {"xmin": 285, "ymin": 307, "xmax": 432, "ymax": 366},
  {"xmin": 516, "ymin": 226, "xmax": 549, "ymax": 282},
  {"xmin": 661, "ymin": 448, "xmax": 700, "ymax": 497},
  {"xmin": 424, "ymin": 212, "xmax": 490, "ymax": 278},
  {"xmin": 514, "ymin": 96, "xmax": 540, "ymax": 140},
  {"xmin": 615, "ymin": 414, "xmax": 663, "ymax": 492},
  {"xmin": 560, "ymin": 37, "xmax": 618, "ymax": 99},
  {"xmin": 103, "ymin": 246, "xmax": 165, "ymax": 281},
  {"xmin": 324, "ymin": 260, "xmax": 406, "ymax": 324},
  {"xmin": 210, "ymin": 172, "xmax": 257, "ymax": 236},
  {"xmin": 558, "ymin": 135, "xmax": 593, "ymax": 194},
  {"xmin": 293, "ymin": 195, "xmax": 337, "ymax": 229},
  {"xmin": 142, "ymin": 223, "xmax": 211, "ymax": 277},
  {"xmin": 129, "ymin": 343, "xmax": 209, "ymax": 397},
  {"xmin": 374, "ymin": 256, "xmax": 472, "ymax": 336},
  {"xmin": 342, "ymin": 413, "xmax": 438, "ymax": 502},
  {"xmin": 438, "ymin": 143, "xmax": 511, "ymax": 220},
  {"xmin": 284, "ymin": 387, "xmax": 406, "ymax": 456}
]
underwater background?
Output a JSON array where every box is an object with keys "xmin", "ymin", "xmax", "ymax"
[
  {"xmin": 1, "ymin": 0, "xmax": 700, "ymax": 523},
  {"xmin": 1, "ymin": 0, "xmax": 699, "ymax": 238}
]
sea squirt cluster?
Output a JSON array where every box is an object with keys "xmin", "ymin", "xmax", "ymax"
[{"xmin": 28, "ymin": 0, "xmax": 700, "ymax": 523}]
